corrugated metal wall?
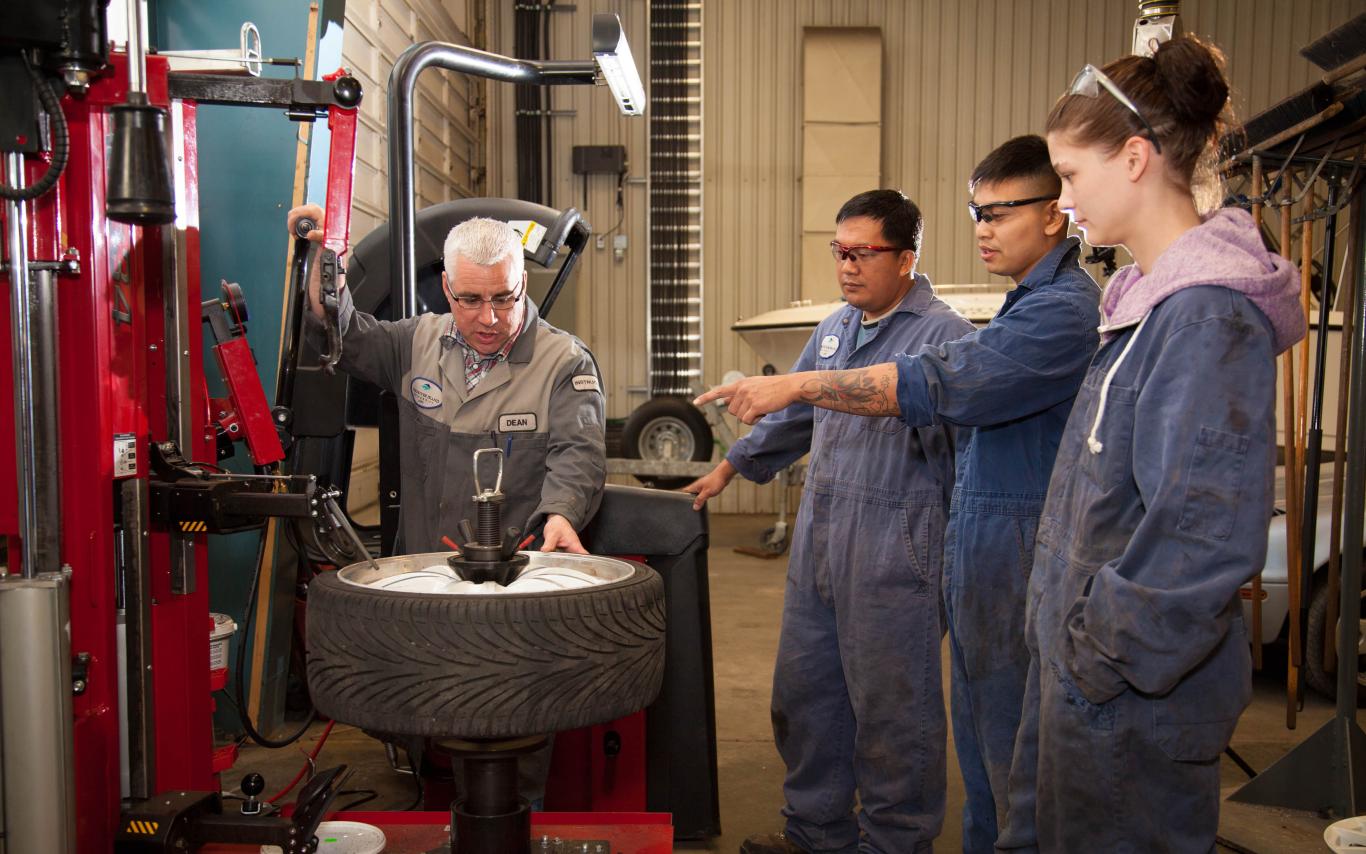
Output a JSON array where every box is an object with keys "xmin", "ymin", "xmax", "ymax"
[
  {"xmin": 343, "ymin": 0, "xmax": 485, "ymax": 243},
  {"xmin": 486, "ymin": 0, "xmax": 653, "ymax": 407},
  {"xmin": 485, "ymin": 0, "xmax": 659, "ymax": 504},
  {"xmin": 488, "ymin": 0, "xmax": 1364, "ymax": 515}
]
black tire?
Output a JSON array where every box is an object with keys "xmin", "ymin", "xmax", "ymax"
[
  {"xmin": 1304, "ymin": 574, "xmax": 1366, "ymax": 706},
  {"xmin": 305, "ymin": 562, "xmax": 666, "ymax": 738},
  {"xmin": 621, "ymin": 396, "xmax": 713, "ymax": 489}
]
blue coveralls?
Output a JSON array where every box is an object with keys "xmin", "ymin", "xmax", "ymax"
[
  {"xmin": 891, "ymin": 239, "xmax": 1099, "ymax": 854},
  {"xmin": 995, "ymin": 287, "xmax": 1277, "ymax": 853},
  {"xmin": 728, "ymin": 275, "xmax": 973, "ymax": 853}
]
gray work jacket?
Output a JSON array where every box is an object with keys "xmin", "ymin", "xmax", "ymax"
[{"xmin": 311, "ymin": 287, "xmax": 606, "ymax": 553}]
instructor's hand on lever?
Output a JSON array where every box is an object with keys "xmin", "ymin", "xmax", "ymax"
[
  {"xmin": 694, "ymin": 375, "xmax": 802, "ymax": 425},
  {"xmin": 541, "ymin": 513, "xmax": 587, "ymax": 554},
  {"xmin": 286, "ymin": 203, "xmax": 332, "ymax": 321}
]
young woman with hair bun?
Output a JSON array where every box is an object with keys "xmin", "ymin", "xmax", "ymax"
[{"xmin": 994, "ymin": 36, "xmax": 1304, "ymax": 853}]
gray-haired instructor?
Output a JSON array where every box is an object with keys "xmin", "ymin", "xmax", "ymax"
[
  {"xmin": 287, "ymin": 204, "xmax": 606, "ymax": 557},
  {"xmin": 287, "ymin": 203, "xmax": 607, "ymax": 807}
]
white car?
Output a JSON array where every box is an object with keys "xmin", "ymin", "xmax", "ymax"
[{"xmin": 1241, "ymin": 467, "xmax": 1365, "ymax": 700}]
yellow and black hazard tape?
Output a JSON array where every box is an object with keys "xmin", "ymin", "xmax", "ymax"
[
  {"xmin": 124, "ymin": 819, "xmax": 160, "ymax": 834},
  {"xmin": 178, "ymin": 520, "xmax": 208, "ymax": 533}
]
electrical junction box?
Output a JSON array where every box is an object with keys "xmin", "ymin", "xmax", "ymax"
[{"xmin": 572, "ymin": 144, "xmax": 627, "ymax": 175}]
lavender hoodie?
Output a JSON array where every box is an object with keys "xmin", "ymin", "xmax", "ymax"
[{"xmin": 1099, "ymin": 207, "xmax": 1304, "ymax": 355}]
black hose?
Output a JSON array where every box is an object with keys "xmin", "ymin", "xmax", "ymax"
[
  {"xmin": 233, "ymin": 465, "xmax": 317, "ymax": 749},
  {"xmin": 233, "ymin": 569, "xmax": 318, "ymax": 748},
  {"xmin": 0, "ymin": 56, "xmax": 69, "ymax": 201},
  {"xmin": 406, "ymin": 752, "xmax": 425, "ymax": 811},
  {"xmin": 335, "ymin": 789, "xmax": 379, "ymax": 812}
]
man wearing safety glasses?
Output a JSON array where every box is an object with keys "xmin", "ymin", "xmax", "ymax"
[
  {"xmin": 288, "ymin": 205, "xmax": 606, "ymax": 558},
  {"xmin": 687, "ymin": 190, "xmax": 973, "ymax": 854},
  {"xmin": 695, "ymin": 138, "xmax": 1101, "ymax": 854}
]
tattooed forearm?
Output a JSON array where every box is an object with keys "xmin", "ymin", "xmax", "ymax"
[{"xmin": 795, "ymin": 365, "xmax": 899, "ymax": 416}]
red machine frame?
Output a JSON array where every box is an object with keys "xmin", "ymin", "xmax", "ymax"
[
  {"xmin": 2, "ymin": 42, "xmax": 664, "ymax": 850},
  {"xmin": 0, "ymin": 51, "xmax": 370, "ymax": 850},
  {"xmin": 0, "ymin": 53, "xmax": 215, "ymax": 849}
]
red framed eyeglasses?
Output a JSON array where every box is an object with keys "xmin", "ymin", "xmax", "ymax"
[{"xmin": 829, "ymin": 241, "xmax": 906, "ymax": 263}]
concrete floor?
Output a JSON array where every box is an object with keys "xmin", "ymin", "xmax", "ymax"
[{"xmin": 228, "ymin": 513, "xmax": 1348, "ymax": 853}]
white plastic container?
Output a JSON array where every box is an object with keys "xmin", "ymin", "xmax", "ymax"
[
  {"xmin": 209, "ymin": 613, "xmax": 237, "ymax": 674},
  {"xmin": 1326, "ymin": 816, "xmax": 1366, "ymax": 852},
  {"xmin": 261, "ymin": 821, "xmax": 385, "ymax": 853}
]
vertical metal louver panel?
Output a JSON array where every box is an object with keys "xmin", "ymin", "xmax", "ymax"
[{"xmin": 648, "ymin": 0, "xmax": 703, "ymax": 396}]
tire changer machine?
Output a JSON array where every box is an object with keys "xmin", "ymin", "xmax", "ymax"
[{"xmin": 0, "ymin": 2, "xmax": 717, "ymax": 852}]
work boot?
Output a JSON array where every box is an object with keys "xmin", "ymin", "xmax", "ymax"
[{"xmin": 739, "ymin": 832, "xmax": 809, "ymax": 854}]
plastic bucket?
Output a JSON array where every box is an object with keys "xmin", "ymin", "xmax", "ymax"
[
  {"xmin": 261, "ymin": 821, "xmax": 385, "ymax": 853},
  {"xmin": 209, "ymin": 613, "xmax": 236, "ymax": 674},
  {"xmin": 1326, "ymin": 816, "xmax": 1366, "ymax": 853}
]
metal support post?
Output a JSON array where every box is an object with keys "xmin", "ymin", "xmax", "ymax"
[
  {"xmin": 0, "ymin": 573, "xmax": 77, "ymax": 853},
  {"xmin": 162, "ymin": 102, "xmax": 196, "ymax": 593},
  {"xmin": 118, "ymin": 479, "xmax": 155, "ymax": 799},
  {"xmin": 386, "ymin": 42, "xmax": 595, "ymax": 318}
]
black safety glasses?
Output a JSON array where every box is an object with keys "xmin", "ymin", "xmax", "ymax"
[{"xmin": 967, "ymin": 196, "xmax": 1058, "ymax": 224}]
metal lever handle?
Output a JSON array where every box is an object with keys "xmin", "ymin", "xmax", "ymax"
[
  {"xmin": 319, "ymin": 490, "xmax": 380, "ymax": 574},
  {"xmin": 472, "ymin": 447, "xmax": 505, "ymax": 499}
]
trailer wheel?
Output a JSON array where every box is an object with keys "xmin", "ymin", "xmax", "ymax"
[
  {"xmin": 622, "ymin": 396, "xmax": 714, "ymax": 489},
  {"xmin": 1304, "ymin": 574, "xmax": 1366, "ymax": 706},
  {"xmin": 306, "ymin": 558, "xmax": 666, "ymax": 737}
]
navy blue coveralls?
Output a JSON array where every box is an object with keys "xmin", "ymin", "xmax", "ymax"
[
  {"xmin": 996, "ymin": 287, "xmax": 1279, "ymax": 852},
  {"xmin": 728, "ymin": 275, "xmax": 973, "ymax": 853},
  {"xmin": 891, "ymin": 238, "xmax": 1099, "ymax": 853}
]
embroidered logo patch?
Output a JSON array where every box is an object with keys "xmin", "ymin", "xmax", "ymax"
[
  {"xmin": 499, "ymin": 412, "xmax": 538, "ymax": 432},
  {"xmin": 818, "ymin": 334, "xmax": 840, "ymax": 358},
  {"xmin": 571, "ymin": 374, "xmax": 601, "ymax": 392},
  {"xmin": 410, "ymin": 377, "xmax": 442, "ymax": 409}
]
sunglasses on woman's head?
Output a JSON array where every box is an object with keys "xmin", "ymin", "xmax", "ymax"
[{"xmin": 1067, "ymin": 64, "xmax": 1163, "ymax": 155}]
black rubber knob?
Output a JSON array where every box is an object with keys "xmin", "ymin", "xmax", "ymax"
[
  {"xmin": 294, "ymin": 217, "xmax": 317, "ymax": 240},
  {"xmin": 241, "ymin": 772, "xmax": 265, "ymax": 797},
  {"xmin": 333, "ymin": 76, "xmax": 362, "ymax": 108},
  {"xmin": 602, "ymin": 730, "xmax": 622, "ymax": 758}
]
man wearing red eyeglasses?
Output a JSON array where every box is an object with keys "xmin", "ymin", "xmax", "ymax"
[{"xmin": 686, "ymin": 190, "xmax": 973, "ymax": 854}]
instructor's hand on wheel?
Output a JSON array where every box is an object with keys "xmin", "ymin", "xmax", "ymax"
[
  {"xmin": 694, "ymin": 375, "xmax": 801, "ymax": 425},
  {"xmin": 540, "ymin": 513, "xmax": 588, "ymax": 554}
]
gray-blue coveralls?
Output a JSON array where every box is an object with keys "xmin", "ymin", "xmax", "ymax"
[
  {"xmin": 728, "ymin": 276, "xmax": 973, "ymax": 853},
  {"xmin": 996, "ymin": 286, "xmax": 1276, "ymax": 852},
  {"xmin": 891, "ymin": 239, "xmax": 1098, "ymax": 854}
]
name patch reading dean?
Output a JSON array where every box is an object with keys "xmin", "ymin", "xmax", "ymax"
[
  {"xmin": 410, "ymin": 377, "xmax": 442, "ymax": 409},
  {"xmin": 500, "ymin": 413, "xmax": 538, "ymax": 432}
]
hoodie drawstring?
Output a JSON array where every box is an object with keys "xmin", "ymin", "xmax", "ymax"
[{"xmin": 1087, "ymin": 313, "xmax": 1152, "ymax": 455}]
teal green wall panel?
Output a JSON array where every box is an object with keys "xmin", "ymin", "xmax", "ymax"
[{"xmin": 153, "ymin": 0, "xmax": 344, "ymax": 731}]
